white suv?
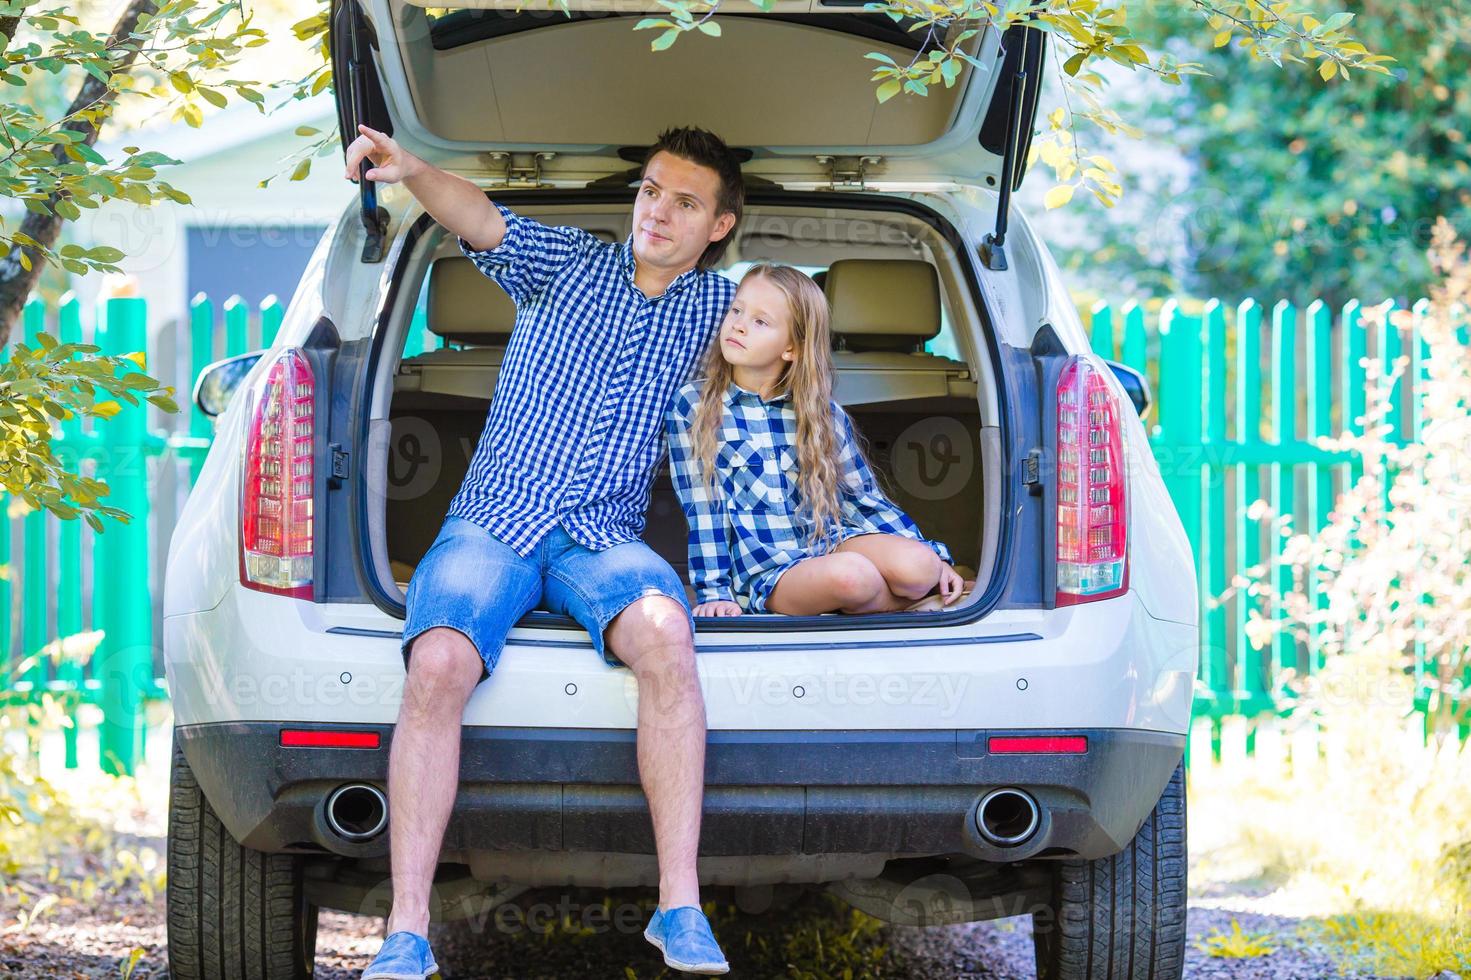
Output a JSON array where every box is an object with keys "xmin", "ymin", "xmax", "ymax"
[{"xmin": 162, "ymin": 2, "xmax": 1198, "ymax": 978}]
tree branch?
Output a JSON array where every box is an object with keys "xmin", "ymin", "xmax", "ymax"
[{"xmin": 0, "ymin": 0, "xmax": 158, "ymax": 346}]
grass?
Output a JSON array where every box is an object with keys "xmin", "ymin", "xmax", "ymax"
[
  {"xmin": 1195, "ymin": 918, "xmax": 1279, "ymax": 959},
  {"xmin": 1188, "ymin": 710, "xmax": 1471, "ymax": 979},
  {"xmin": 1, "ymin": 710, "xmax": 168, "ymax": 976}
]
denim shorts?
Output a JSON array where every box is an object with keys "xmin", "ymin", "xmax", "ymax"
[{"xmin": 400, "ymin": 516, "xmax": 695, "ymax": 683}]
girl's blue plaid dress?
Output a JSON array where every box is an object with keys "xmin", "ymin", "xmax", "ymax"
[{"xmin": 665, "ymin": 377, "xmax": 953, "ymax": 612}]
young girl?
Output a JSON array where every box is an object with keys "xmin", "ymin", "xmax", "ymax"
[{"xmin": 664, "ymin": 262, "xmax": 971, "ymax": 617}]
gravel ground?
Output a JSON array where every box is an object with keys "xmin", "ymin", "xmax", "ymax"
[
  {"xmin": 1, "ymin": 843, "xmax": 1401, "ymax": 979},
  {"xmin": 0, "ymin": 727, "xmax": 1421, "ymax": 978}
]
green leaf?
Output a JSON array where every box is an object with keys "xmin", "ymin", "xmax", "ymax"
[
  {"xmin": 651, "ymin": 28, "xmax": 679, "ymax": 51},
  {"xmin": 696, "ymin": 20, "xmax": 720, "ymax": 36},
  {"xmin": 72, "ymin": 142, "xmax": 106, "ymax": 166},
  {"xmin": 121, "ymin": 375, "xmax": 160, "ymax": 392},
  {"xmin": 199, "ymin": 3, "xmax": 236, "ymax": 29},
  {"xmin": 86, "ymin": 246, "xmax": 124, "ymax": 263}
]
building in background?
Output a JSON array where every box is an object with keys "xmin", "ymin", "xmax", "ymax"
[{"xmin": 84, "ymin": 92, "xmax": 347, "ymax": 346}]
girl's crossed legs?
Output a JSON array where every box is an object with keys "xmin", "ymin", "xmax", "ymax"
[{"xmin": 764, "ymin": 532, "xmax": 961, "ymax": 616}]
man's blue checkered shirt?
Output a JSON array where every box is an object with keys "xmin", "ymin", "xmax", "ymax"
[
  {"xmin": 665, "ymin": 377, "xmax": 954, "ymax": 612},
  {"xmin": 445, "ymin": 202, "xmax": 737, "ymax": 556}
]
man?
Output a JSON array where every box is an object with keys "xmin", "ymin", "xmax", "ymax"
[{"xmin": 343, "ymin": 124, "xmax": 742, "ymax": 977}]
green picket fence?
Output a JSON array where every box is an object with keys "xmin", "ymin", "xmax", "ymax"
[
  {"xmin": 1090, "ymin": 296, "xmax": 1469, "ymax": 760},
  {"xmin": 0, "ymin": 291, "xmax": 284, "ymax": 776},
  {"xmin": 1, "ymin": 290, "xmax": 1464, "ymax": 777}
]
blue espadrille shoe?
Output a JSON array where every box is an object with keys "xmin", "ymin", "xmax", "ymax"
[
  {"xmin": 643, "ymin": 905, "xmax": 730, "ymax": 975},
  {"xmin": 361, "ymin": 930, "xmax": 440, "ymax": 979}
]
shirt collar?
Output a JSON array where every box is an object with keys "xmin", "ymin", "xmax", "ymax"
[
  {"xmin": 619, "ymin": 235, "xmax": 702, "ymax": 299},
  {"xmin": 724, "ymin": 379, "xmax": 792, "ymax": 408}
]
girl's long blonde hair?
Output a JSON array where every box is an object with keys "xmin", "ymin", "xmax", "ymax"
[{"xmin": 690, "ymin": 263, "xmax": 862, "ymax": 554}]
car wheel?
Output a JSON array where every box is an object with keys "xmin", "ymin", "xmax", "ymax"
[
  {"xmin": 1031, "ymin": 759, "xmax": 1187, "ymax": 980},
  {"xmin": 167, "ymin": 738, "xmax": 319, "ymax": 978}
]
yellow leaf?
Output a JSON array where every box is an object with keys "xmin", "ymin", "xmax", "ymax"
[
  {"xmin": 1213, "ymin": 29, "xmax": 1231, "ymax": 48},
  {"xmin": 93, "ymin": 401, "xmax": 122, "ymax": 419},
  {"xmin": 1043, "ymin": 183, "xmax": 1076, "ymax": 209},
  {"xmin": 123, "ymin": 351, "xmax": 146, "ymax": 369},
  {"xmin": 1319, "ymin": 59, "xmax": 1337, "ymax": 81}
]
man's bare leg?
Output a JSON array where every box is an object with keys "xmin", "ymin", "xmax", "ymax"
[
  {"xmin": 605, "ymin": 596, "xmax": 706, "ymax": 910},
  {"xmin": 383, "ymin": 627, "xmax": 485, "ymax": 935}
]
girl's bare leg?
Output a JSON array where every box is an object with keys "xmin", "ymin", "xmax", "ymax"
[{"xmin": 765, "ymin": 533, "xmax": 941, "ymax": 615}]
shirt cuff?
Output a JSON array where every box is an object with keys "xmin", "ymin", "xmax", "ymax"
[
  {"xmin": 695, "ymin": 586, "xmax": 736, "ymax": 605},
  {"xmin": 456, "ymin": 201, "xmax": 522, "ymax": 261},
  {"xmin": 929, "ymin": 538, "xmax": 953, "ymax": 565}
]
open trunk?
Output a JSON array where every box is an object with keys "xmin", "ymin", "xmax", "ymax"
[{"xmin": 363, "ymin": 194, "xmax": 1006, "ymax": 624}]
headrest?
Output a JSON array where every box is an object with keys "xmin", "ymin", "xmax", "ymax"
[
  {"xmin": 823, "ymin": 259, "xmax": 941, "ymax": 353},
  {"xmin": 426, "ymin": 256, "xmax": 518, "ymax": 344}
]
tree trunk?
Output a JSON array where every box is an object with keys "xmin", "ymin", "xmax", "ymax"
[{"xmin": 0, "ymin": 0, "xmax": 158, "ymax": 346}]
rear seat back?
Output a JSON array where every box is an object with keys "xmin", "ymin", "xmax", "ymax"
[
  {"xmin": 395, "ymin": 256, "xmax": 517, "ymax": 399},
  {"xmin": 824, "ymin": 258, "xmax": 941, "ymax": 354},
  {"xmin": 822, "ymin": 258, "xmax": 973, "ymax": 404},
  {"xmin": 428, "ymin": 255, "xmax": 518, "ymax": 346}
]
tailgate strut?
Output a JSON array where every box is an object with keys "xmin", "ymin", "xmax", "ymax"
[
  {"xmin": 337, "ymin": 0, "xmax": 390, "ymax": 263},
  {"xmin": 979, "ymin": 25, "xmax": 1044, "ymax": 272}
]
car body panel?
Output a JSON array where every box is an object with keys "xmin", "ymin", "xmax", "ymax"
[{"xmin": 164, "ymin": 580, "xmax": 1195, "ymax": 735}]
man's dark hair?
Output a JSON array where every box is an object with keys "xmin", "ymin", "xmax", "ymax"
[{"xmin": 641, "ymin": 126, "xmax": 744, "ymax": 272}]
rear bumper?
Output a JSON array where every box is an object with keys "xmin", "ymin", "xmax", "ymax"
[{"xmin": 176, "ymin": 722, "xmax": 1184, "ymax": 867}]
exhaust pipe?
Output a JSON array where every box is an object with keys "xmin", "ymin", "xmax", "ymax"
[
  {"xmin": 975, "ymin": 788, "xmax": 1040, "ymax": 847},
  {"xmin": 324, "ymin": 783, "xmax": 388, "ymax": 842}
]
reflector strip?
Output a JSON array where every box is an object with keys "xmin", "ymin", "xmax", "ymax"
[
  {"xmin": 988, "ymin": 735, "xmax": 1088, "ymax": 754},
  {"xmin": 280, "ymin": 729, "xmax": 380, "ymax": 749}
]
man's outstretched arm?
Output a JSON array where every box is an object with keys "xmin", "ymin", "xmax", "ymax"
[{"xmin": 343, "ymin": 123, "xmax": 504, "ymax": 251}]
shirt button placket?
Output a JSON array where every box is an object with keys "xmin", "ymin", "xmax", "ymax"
[
  {"xmin": 755, "ymin": 396, "xmax": 779, "ymax": 505},
  {"xmin": 569, "ymin": 302, "xmax": 650, "ymax": 503}
]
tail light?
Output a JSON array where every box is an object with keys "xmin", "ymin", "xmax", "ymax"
[
  {"xmin": 239, "ymin": 348, "xmax": 315, "ymax": 599},
  {"xmin": 1055, "ymin": 355, "xmax": 1128, "ymax": 605}
]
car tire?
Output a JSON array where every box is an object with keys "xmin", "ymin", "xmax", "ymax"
[
  {"xmin": 1031, "ymin": 759, "xmax": 1187, "ymax": 980},
  {"xmin": 167, "ymin": 739, "xmax": 320, "ymax": 979}
]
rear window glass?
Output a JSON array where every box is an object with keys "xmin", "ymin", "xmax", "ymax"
[{"xmin": 422, "ymin": 9, "xmax": 933, "ymax": 52}]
